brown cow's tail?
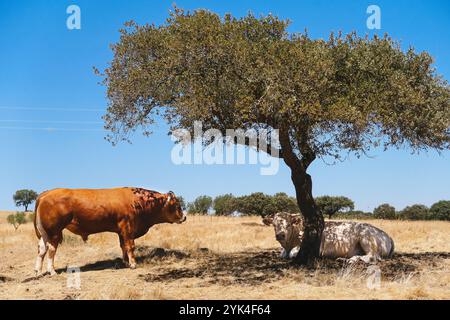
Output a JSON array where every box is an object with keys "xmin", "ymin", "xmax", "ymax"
[{"xmin": 33, "ymin": 193, "xmax": 49, "ymax": 243}]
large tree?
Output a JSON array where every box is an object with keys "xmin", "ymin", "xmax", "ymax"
[{"xmin": 99, "ymin": 8, "xmax": 450, "ymax": 264}]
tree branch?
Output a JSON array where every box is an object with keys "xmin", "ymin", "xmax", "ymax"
[
  {"xmin": 231, "ymin": 135, "xmax": 283, "ymax": 158},
  {"xmin": 279, "ymin": 127, "xmax": 304, "ymax": 173}
]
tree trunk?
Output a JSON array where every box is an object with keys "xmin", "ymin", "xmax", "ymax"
[
  {"xmin": 290, "ymin": 169, "xmax": 324, "ymax": 266},
  {"xmin": 278, "ymin": 128, "xmax": 324, "ymax": 265},
  {"xmin": 25, "ymin": 205, "xmax": 28, "ymax": 212}
]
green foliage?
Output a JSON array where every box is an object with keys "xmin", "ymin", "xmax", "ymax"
[
  {"xmin": 177, "ymin": 196, "xmax": 187, "ymax": 211},
  {"xmin": 213, "ymin": 194, "xmax": 236, "ymax": 216},
  {"xmin": 187, "ymin": 195, "xmax": 213, "ymax": 214},
  {"xmin": 101, "ymin": 8, "xmax": 449, "ymax": 159},
  {"xmin": 232, "ymin": 193, "xmax": 272, "ymax": 216},
  {"xmin": 429, "ymin": 200, "xmax": 450, "ymax": 221},
  {"xmin": 7, "ymin": 212, "xmax": 27, "ymax": 230},
  {"xmin": 333, "ymin": 210, "xmax": 373, "ymax": 220},
  {"xmin": 262, "ymin": 192, "xmax": 299, "ymax": 216},
  {"xmin": 315, "ymin": 196, "xmax": 354, "ymax": 218},
  {"xmin": 229, "ymin": 192, "xmax": 298, "ymax": 216},
  {"xmin": 399, "ymin": 204, "xmax": 430, "ymax": 220},
  {"xmin": 373, "ymin": 203, "xmax": 397, "ymax": 220},
  {"xmin": 13, "ymin": 189, "xmax": 38, "ymax": 212}
]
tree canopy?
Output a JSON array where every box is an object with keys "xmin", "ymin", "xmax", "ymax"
[
  {"xmin": 373, "ymin": 203, "xmax": 396, "ymax": 220},
  {"xmin": 430, "ymin": 200, "xmax": 450, "ymax": 221},
  {"xmin": 315, "ymin": 196, "xmax": 354, "ymax": 219},
  {"xmin": 213, "ymin": 194, "xmax": 236, "ymax": 216},
  {"xmin": 187, "ymin": 195, "xmax": 213, "ymax": 214},
  {"xmin": 13, "ymin": 189, "xmax": 38, "ymax": 212},
  {"xmin": 100, "ymin": 8, "xmax": 449, "ymax": 158},
  {"xmin": 7, "ymin": 212, "xmax": 27, "ymax": 231},
  {"xmin": 399, "ymin": 204, "xmax": 429, "ymax": 220}
]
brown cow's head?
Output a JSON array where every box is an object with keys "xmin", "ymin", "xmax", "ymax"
[{"xmin": 162, "ymin": 191, "xmax": 186, "ymax": 224}]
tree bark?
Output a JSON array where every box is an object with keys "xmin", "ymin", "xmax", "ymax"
[
  {"xmin": 290, "ymin": 170, "xmax": 324, "ymax": 265},
  {"xmin": 279, "ymin": 128, "xmax": 324, "ymax": 266}
]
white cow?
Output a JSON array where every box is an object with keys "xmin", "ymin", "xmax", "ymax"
[{"xmin": 263, "ymin": 212, "xmax": 395, "ymax": 263}]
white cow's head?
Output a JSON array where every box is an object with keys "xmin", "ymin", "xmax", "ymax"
[{"xmin": 264, "ymin": 212, "xmax": 303, "ymax": 248}]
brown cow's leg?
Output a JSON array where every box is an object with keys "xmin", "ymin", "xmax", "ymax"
[
  {"xmin": 118, "ymin": 235, "xmax": 129, "ymax": 264},
  {"xmin": 124, "ymin": 238, "xmax": 137, "ymax": 269},
  {"xmin": 34, "ymin": 237, "xmax": 48, "ymax": 275},
  {"xmin": 47, "ymin": 234, "xmax": 62, "ymax": 276}
]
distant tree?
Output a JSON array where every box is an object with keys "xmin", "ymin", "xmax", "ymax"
[
  {"xmin": 400, "ymin": 204, "xmax": 430, "ymax": 220},
  {"xmin": 335, "ymin": 210, "xmax": 372, "ymax": 219},
  {"xmin": 187, "ymin": 195, "xmax": 213, "ymax": 214},
  {"xmin": 373, "ymin": 203, "xmax": 396, "ymax": 220},
  {"xmin": 213, "ymin": 194, "xmax": 236, "ymax": 216},
  {"xmin": 262, "ymin": 192, "xmax": 299, "ymax": 216},
  {"xmin": 177, "ymin": 196, "xmax": 187, "ymax": 211},
  {"xmin": 234, "ymin": 192, "xmax": 272, "ymax": 216},
  {"xmin": 316, "ymin": 196, "xmax": 354, "ymax": 219},
  {"xmin": 13, "ymin": 189, "xmax": 38, "ymax": 212},
  {"xmin": 7, "ymin": 212, "xmax": 27, "ymax": 230},
  {"xmin": 430, "ymin": 200, "xmax": 450, "ymax": 221},
  {"xmin": 100, "ymin": 8, "xmax": 450, "ymax": 264}
]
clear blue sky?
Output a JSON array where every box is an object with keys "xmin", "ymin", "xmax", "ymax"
[{"xmin": 0, "ymin": 0, "xmax": 449, "ymax": 211}]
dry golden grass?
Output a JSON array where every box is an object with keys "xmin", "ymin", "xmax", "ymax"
[{"xmin": 0, "ymin": 211, "xmax": 449, "ymax": 300}]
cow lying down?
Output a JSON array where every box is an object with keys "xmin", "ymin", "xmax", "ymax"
[{"xmin": 263, "ymin": 212, "xmax": 395, "ymax": 264}]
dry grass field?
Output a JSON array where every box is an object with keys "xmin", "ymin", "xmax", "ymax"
[{"xmin": 0, "ymin": 211, "xmax": 449, "ymax": 300}]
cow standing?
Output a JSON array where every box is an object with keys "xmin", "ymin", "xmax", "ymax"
[
  {"xmin": 34, "ymin": 188, "xmax": 186, "ymax": 275},
  {"xmin": 263, "ymin": 212, "xmax": 394, "ymax": 263}
]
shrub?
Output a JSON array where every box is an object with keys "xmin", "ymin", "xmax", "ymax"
[
  {"xmin": 429, "ymin": 200, "xmax": 450, "ymax": 221},
  {"xmin": 334, "ymin": 210, "xmax": 373, "ymax": 220},
  {"xmin": 373, "ymin": 203, "xmax": 396, "ymax": 220},
  {"xmin": 187, "ymin": 195, "xmax": 213, "ymax": 214},
  {"xmin": 213, "ymin": 194, "xmax": 236, "ymax": 216},
  {"xmin": 399, "ymin": 204, "xmax": 430, "ymax": 220},
  {"xmin": 316, "ymin": 196, "xmax": 354, "ymax": 219},
  {"xmin": 7, "ymin": 212, "xmax": 27, "ymax": 230}
]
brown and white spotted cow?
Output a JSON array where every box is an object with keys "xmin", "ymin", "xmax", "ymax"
[
  {"xmin": 263, "ymin": 212, "xmax": 395, "ymax": 263},
  {"xmin": 33, "ymin": 187, "xmax": 186, "ymax": 275}
]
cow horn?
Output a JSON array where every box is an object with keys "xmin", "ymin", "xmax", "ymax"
[{"xmin": 167, "ymin": 191, "xmax": 175, "ymax": 203}]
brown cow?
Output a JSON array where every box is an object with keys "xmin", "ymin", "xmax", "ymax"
[{"xmin": 33, "ymin": 187, "xmax": 186, "ymax": 275}]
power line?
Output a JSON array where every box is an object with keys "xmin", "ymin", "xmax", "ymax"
[
  {"xmin": 0, "ymin": 126, "xmax": 105, "ymax": 132},
  {"xmin": 0, "ymin": 106, "xmax": 105, "ymax": 112},
  {"xmin": 0, "ymin": 120, "xmax": 104, "ymax": 124}
]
